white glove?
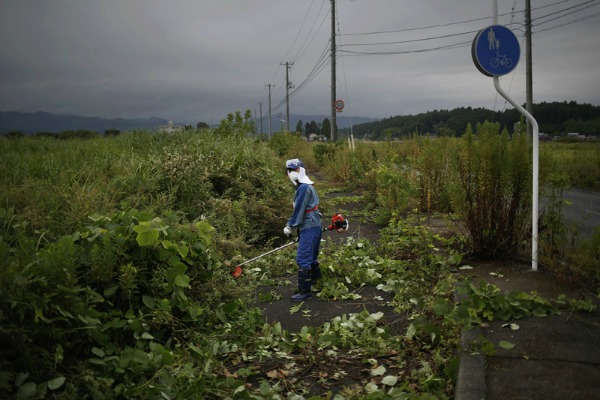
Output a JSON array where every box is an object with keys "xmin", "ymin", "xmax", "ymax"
[{"xmin": 283, "ymin": 225, "xmax": 292, "ymax": 236}]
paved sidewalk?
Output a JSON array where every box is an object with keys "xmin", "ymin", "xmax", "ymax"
[{"xmin": 455, "ymin": 263, "xmax": 600, "ymax": 400}]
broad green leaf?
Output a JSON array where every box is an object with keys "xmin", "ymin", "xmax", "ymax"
[
  {"xmin": 131, "ymin": 349, "xmax": 150, "ymax": 365},
  {"xmin": 15, "ymin": 373, "xmax": 29, "ymax": 387},
  {"xmin": 371, "ymin": 365, "xmax": 386, "ymax": 376},
  {"xmin": 135, "ymin": 228, "xmax": 159, "ymax": 246},
  {"xmin": 259, "ymin": 379, "xmax": 271, "ymax": 395},
  {"xmin": 142, "ymin": 332, "xmax": 154, "ymax": 339},
  {"xmin": 382, "ymin": 375, "xmax": 398, "ymax": 386},
  {"xmin": 47, "ymin": 376, "xmax": 66, "ymax": 390},
  {"xmin": 499, "ymin": 340, "xmax": 516, "ymax": 350},
  {"xmin": 233, "ymin": 385, "xmax": 246, "ymax": 395},
  {"xmin": 290, "ymin": 302, "xmax": 304, "ymax": 314},
  {"xmin": 174, "ymin": 274, "xmax": 191, "ymax": 287},
  {"xmin": 433, "ymin": 298, "xmax": 449, "ymax": 316},
  {"xmin": 92, "ymin": 347, "xmax": 105, "ymax": 357},
  {"xmin": 18, "ymin": 382, "xmax": 37, "ymax": 398},
  {"xmin": 179, "ymin": 244, "xmax": 189, "ymax": 258},
  {"xmin": 142, "ymin": 295, "xmax": 156, "ymax": 309},
  {"xmin": 161, "ymin": 240, "xmax": 176, "ymax": 249},
  {"xmin": 365, "ymin": 382, "xmax": 379, "ymax": 393},
  {"xmin": 161, "ymin": 391, "xmax": 171, "ymax": 400},
  {"xmin": 369, "ymin": 312, "xmax": 384, "ymax": 322},
  {"xmin": 189, "ymin": 344, "xmax": 203, "ymax": 357},
  {"xmin": 406, "ymin": 323, "xmax": 416, "ymax": 340}
]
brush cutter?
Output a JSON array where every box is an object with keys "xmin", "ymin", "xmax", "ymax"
[{"xmin": 231, "ymin": 213, "xmax": 349, "ymax": 278}]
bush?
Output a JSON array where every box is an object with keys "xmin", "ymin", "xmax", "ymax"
[{"xmin": 452, "ymin": 122, "xmax": 532, "ymax": 258}]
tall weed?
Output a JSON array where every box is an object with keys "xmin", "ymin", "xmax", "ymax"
[
  {"xmin": 414, "ymin": 136, "xmax": 458, "ymax": 212},
  {"xmin": 452, "ymin": 122, "xmax": 532, "ymax": 258}
]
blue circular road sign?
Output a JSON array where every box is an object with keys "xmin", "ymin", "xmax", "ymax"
[{"xmin": 472, "ymin": 25, "xmax": 520, "ymax": 77}]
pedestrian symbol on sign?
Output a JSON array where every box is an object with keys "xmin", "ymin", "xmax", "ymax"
[{"xmin": 472, "ymin": 25, "xmax": 520, "ymax": 77}]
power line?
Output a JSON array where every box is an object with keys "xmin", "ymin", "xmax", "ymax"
[
  {"xmin": 264, "ymin": 0, "xmax": 598, "ymax": 116},
  {"xmin": 339, "ymin": 29, "xmax": 481, "ymax": 47},
  {"xmin": 339, "ymin": 41, "xmax": 472, "ymax": 56},
  {"xmin": 535, "ymin": 10, "xmax": 600, "ymax": 33},
  {"xmin": 280, "ymin": 0, "xmax": 317, "ymax": 63},
  {"xmin": 533, "ymin": 0, "xmax": 598, "ymax": 24},
  {"xmin": 290, "ymin": 1, "xmax": 330, "ymax": 63},
  {"xmin": 258, "ymin": 1, "xmax": 329, "ymax": 117}
]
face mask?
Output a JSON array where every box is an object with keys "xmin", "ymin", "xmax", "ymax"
[{"xmin": 287, "ymin": 170, "xmax": 300, "ymax": 186}]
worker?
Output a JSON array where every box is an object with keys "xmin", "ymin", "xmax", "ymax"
[{"xmin": 284, "ymin": 159, "xmax": 322, "ymax": 301}]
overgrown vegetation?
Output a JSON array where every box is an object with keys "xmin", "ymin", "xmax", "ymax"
[{"xmin": 0, "ymin": 118, "xmax": 598, "ymax": 399}]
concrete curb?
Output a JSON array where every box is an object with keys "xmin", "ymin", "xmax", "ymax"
[
  {"xmin": 455, "ymin": 325, "xmax": 486, "ymax": 400},
  {"xmin": 454, "ymin": 282, "xmax": 486, "ymax": 400}
]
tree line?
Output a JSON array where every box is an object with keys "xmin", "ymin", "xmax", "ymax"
[{"xmin": 350, "ymin": 101, "xmax": 600, "ymax": 140}]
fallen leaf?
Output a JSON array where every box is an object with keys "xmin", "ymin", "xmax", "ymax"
[
  {"xmin": 290, "ymin": 302, "xmax": 304, "ymax": 314},
  {"xmin": 382, "ymin": 375, "xmax": 398, "ymax": 386},
  {"xmin": 371, "ymin": 365, "xmax": 386, "ymax": 376},
  {"xmin": 266, "ymin": 369, "xmax": 288, "ymax": 379},
  {"xmin": 223, "ymin": 368, "xmax": 238, "ymax": 378},
  {"xmin": 499, "ymin": 340, "xmax": 516, "ymax": 350}
]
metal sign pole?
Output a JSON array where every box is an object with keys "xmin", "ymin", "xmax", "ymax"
[
  {"xmin": 492, "ymin": 78, "xmax": 539, "ymax": 271},
  {"xmin": 470, "ymin": 0, "xmax": 539, "ymax": 271}
]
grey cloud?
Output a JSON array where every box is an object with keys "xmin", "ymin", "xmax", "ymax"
[{"xmin": 1, "ymin": 1, "xmax": 598, "ymax": 124}]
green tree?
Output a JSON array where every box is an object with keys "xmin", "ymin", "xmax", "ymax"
[
  {"xmin": 321, "ymin": 118, "xmax": 331, "ymax": 139},
  {"xmin": 308, "ymin": 121, "xmax": 318, "ymax": 135},
  {"xmin": 104, "ymin": 128, "xmax": 121, "ymax": 136},
  {"xmin": 196, "ymin": 122, "xmax": 210, "ymax": 130},
  {"xmin": 295, "ymin": 120, "xmax": 303, "ymax": 136},
  {"xmin": 6, "ymin": 131, "xmax": 24, "ymax": 139}
]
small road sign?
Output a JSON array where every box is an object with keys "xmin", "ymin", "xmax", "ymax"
[
  {"xmin": 472, "ymin": 25, "xmax": 520, "ymax": 77},
  {"xmin": 335, "ymin": 99, "xmax": 345, "ymax": 112}
]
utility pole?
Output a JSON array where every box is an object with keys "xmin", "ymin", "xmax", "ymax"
[
  {"xmin": 281, "ymin": 61, "xmax": 294, "ymax": 132},
  {"xmin": 266, "ymin": 84, "xmax": 274, "ymax": 138},
  {"xmin": 259, "ymin": 102, "xmax": 263, "ymax": 135},
  {"xmin": 525, "ymin": 0, "xmax": 533, "ymax": 136},
  {"xmin": 330, "ymin": 0, "xmax": 337, "ymax": 142}
]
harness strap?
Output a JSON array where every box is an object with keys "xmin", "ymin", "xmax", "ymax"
[{"xmin": 304, "ymin": 205, "xmax": 319, "ymax": 214}]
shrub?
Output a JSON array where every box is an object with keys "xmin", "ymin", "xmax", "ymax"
[{"xmin": 452, "ymin": 122, "xmax": 532, "ymax": 258}]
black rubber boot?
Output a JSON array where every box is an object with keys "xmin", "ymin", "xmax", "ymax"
[
  {"xmin": 310, "ymin": 262, "xmax": 322, "ymax": 282},
  {"xmin": 291, "ymin": 269, "xmax": 312, "ymax": 302}
]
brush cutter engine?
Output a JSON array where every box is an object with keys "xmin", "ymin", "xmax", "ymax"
[{"xmin": 326, "ymin": 212, "xmax": 349, "ymax": 232}]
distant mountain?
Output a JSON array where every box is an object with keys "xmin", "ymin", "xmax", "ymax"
[
  {"xmin": 0, "ymin": 111, "xmax": 378, "ymax": 135},
  {"xmin": 0, "ymin": 111, "xmax": 173, "ymax": 134}
]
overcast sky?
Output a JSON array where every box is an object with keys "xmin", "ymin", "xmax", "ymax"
[{"xmin": 1, "ymin": 0, "xmax": 599, "ymax": 124}]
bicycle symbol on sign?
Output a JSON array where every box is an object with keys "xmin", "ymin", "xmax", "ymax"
[{"xmin": 490, "ymin": 51, "xmax": 513, "ymax": 69}]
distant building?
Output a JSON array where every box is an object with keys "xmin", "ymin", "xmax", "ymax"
[
  {"xmin": 159, "ymin": 121, "xmax": 182, "ymax": 133},
  {"xmin": 307, "ymin": 133, "xmax": 328, "ymax": 142},
  {"xmin": 539, "ymin": 132, "xmax": 551, "ymax": 141}
]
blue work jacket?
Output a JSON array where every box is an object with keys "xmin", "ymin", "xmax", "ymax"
[{"xmin": 287, "ymin": 183, "xmax": 321, "ymax": 230}]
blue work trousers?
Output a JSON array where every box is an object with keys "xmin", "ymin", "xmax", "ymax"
[{"xmin": 296, "ymin": 225, "xmax": 322, "ymax": 270}]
